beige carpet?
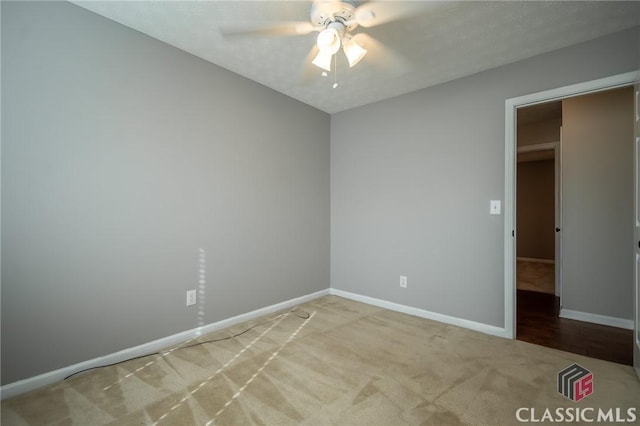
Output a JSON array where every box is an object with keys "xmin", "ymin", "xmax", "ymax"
[
  {"xmin": 2, "ymin": 295, "xmax": 639, "ymax": 425},
  {"xmin": 517, "ymin": 261, "xmax": 555, "ymax": 294}
]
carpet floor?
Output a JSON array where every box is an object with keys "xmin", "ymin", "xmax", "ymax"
[{"xmin": 2, "ymin": 295, "xmax": 639, "ymax": 425}]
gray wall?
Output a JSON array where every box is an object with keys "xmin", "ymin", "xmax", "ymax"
[
  {"xmin": 561, "ymin": 87, "xmax": 634, "ymax": 319},
  {"xmin": 517, "ymin": 159, "xmax": 555, "ymax": 261},
  {"xmin": 1, "ymin": 1, "xmax": 330, "ymax": 385},
  {"xmin": 331, "ymin": 26, "xmax": 640, "ymax": 327}
]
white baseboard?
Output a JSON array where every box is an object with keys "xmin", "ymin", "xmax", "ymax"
[
  {"xmin": 517, "ymin": 257, "xmax": 555, "ymax": 264},
  {"xmin": 329, "ymin": 288, "xmax": 509, "ymax": 339},
  {"xmin": 559, "ymin": 308, "xmax": 633, "ymax": 330},
  {"xmin": 0, "ymin": 288, "xmax": 330, "ymax": 400}
]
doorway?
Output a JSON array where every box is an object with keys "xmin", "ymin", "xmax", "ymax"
[
  {"xmin": 504, "ymin": 72, "xmax": 638, "ymax": 366},
  {"xmin": 516, "ymin": 102, "xmax": 561, "ymax": 299}
]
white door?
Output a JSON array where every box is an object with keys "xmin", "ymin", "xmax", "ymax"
[{"xmin": 634, "ymin": 83, "xmax": 640, "ymax": 380}]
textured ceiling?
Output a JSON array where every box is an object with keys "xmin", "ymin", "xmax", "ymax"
[{"xmin": 70, "ymin": 1, "xmax": 640, "ymax": 114}]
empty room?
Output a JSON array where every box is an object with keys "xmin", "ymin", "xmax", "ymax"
[{"xmin": 2, "ymin": 1, "xmax": 639, "ymax": 425}]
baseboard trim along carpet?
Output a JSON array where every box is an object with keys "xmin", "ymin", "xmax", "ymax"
[
  {"xmin": 329, "ymin": 288, "xmax": 508, "ymax": 338},
  {"xmin": 2, "ymin": 287, "xmax": 512, "ymax": 400},
  {"xmin": 0, "ymin": 288, "xmax": 330, "ymax": 400},
  {"xmin": 559, "ymin": 308, "xmax": 633, "ymax": 330}
]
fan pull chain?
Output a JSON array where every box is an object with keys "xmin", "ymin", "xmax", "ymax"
[{"xmin": 332, "ymin": 54, "xmax": 338, "ymax": 89}]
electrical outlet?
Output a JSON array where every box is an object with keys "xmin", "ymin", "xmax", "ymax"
[
  {"xmin": 400, "ymin": 275, "xmax": 408, "ymax": 288},
  {"xmin": 186, "ymin": 289, "xmax": 197, "ymax": 306}
]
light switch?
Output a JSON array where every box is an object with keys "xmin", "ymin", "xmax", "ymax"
[{"xmin": 490, "ymin": 200, "xmax": 501, "ymax": 215}]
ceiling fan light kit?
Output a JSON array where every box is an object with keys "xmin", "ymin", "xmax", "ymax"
[
  {"xmin": 309, "ymin": 1, "xmax": 369, "ymax": 72},
  {"xmin": 312, "ymin": 21, "xmax": 367, "ymax": 71}
]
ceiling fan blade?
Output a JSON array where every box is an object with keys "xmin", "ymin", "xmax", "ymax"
[
  {"xmin": 354, "ymin": 1, "xmax": 431, "ymax": 28},
  {"xmin": 352, "ymin": 33, "xmax": 411, "ymax": 76},
  {"xmin": 221, "ymin": 21, "xmax": 320, "ymax": 37}
]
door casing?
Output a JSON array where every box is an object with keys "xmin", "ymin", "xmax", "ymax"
[{"xmin": 634, "ymin": 83, "xmax": 640, "ymax": 380}]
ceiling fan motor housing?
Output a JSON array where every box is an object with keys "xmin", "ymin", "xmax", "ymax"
[{"xmin": 310, "ymin": 0, "xmax": 359, "ymax": 31}]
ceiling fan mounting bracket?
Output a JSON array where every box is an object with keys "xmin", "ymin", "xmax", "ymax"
[{"xmin": 310, "ymin": 0, "xmax": 359, "ymax": 32}]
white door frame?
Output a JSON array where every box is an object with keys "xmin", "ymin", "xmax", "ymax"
[
  {"xmin": 634, "ymin": 83, "xmax": 640, "ymax": 380},
  {"xmin": 504, "ymin": 71, "xmax": 639, "ymax": 339}
]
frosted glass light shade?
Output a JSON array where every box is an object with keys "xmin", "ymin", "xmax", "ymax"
[
  {"xmin": 312, "ymin": 50, "xmax": 333, "ymax": 71},
  {"xmin": 316, "ymin": 28, "xmax": 341, "ymax": 54},
  {"xmin": 343, "ymin": 36, "xmax": 367, "ymax": 68}
]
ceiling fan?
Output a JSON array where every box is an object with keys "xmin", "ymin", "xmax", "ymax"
[{"xmin": 222, "ymin": 1, "xmax": 429, "ymax": 74}]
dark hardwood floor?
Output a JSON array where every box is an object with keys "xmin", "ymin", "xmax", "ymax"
[{"xmin": 516, "ymin": 289, "xmax": 633, "ymax": 366}]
